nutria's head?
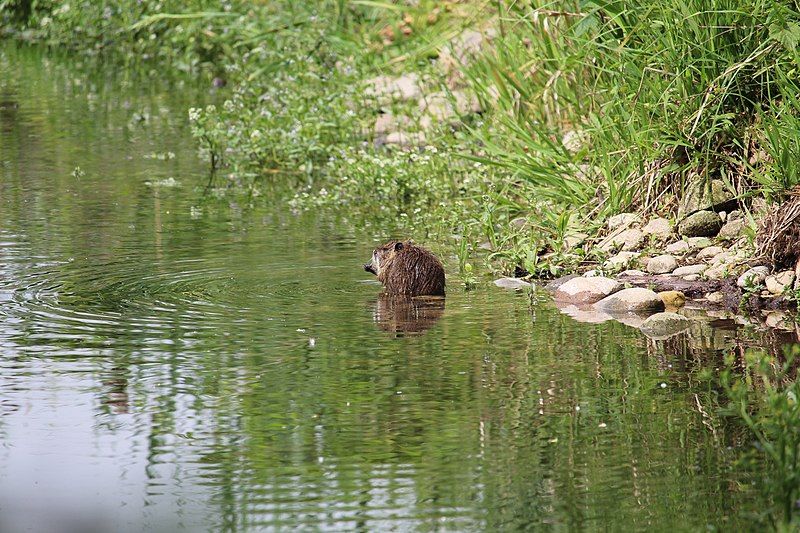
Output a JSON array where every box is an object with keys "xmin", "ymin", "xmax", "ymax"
[{"xmin": 364, "ymin": 240, "xmax": 406, "ymax": 276}]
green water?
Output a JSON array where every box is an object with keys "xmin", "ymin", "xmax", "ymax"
[{"xmin": 0, "ymin": 43, "xmax": 782, "ymax": 531}]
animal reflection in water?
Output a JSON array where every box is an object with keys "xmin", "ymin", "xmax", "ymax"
[{"xmin": 372, "ymin": 295, "xmax": 445, "ymax": 336}]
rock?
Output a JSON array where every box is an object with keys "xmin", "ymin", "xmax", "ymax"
[
  {"xmin": 719, "ymin": 211, "xmax": 727, "ymax": 222},
  {"xmin": 603, "ymin": 251, "xmax": 640, "ymax": 271},
  {"xmin": 696, "ymin": 246, "xmax": 724, "ymax": 261},
  {"xmin": 687, "ymin": 237, "xmax": 713, "ymax": 249},
  {"xmin": 562, "ymin": 129, "xmax": 590, "ymax": 154},
  {"xmin": 710, "ymin": 251, "xmax": 733, "ymax": 264},
  {"xmin": 382, "ymin": 131, "xmax": 425, "ymax": 147},
  {"xmin": 678, "ymin": 210, "xmax": 723, "ymax": 237},
  {"xmin": 510, "ymin": 217, "xmax": 529, "ymax": 229},
  {"xmin": 765, "ymin": 270, "xmax": 795, "ymax": 295},
  {"xmin": 737, "ymin": 266, "xmax": 770, "ymax": 288},
  {"xmin": 705, "ymin": 263, "xmax": 730, "ymax": 280},
  {"xmin": 658, "ymin": 290, "xmax": 686, "ymax": 308},
  {"xmin": 553, "ymin": 276, "xmax": 622, "ymax": 304},
  {"xmin": 374, "ymin": 113, "xmax": 412, "ymax": 134},
  {"xmin": 679, "ymin": 178, "xmax": 734, "ymax": 217},
  {"xmin": 599, "ymin": 228, "xmax": 645, "ymax": 252},
  {"xmin": 639, "ymin": 312, "xmax": 690, "ymax": 338},
  {"xmin": 683, "ymin": 274, "xmax": 700, "ymax": 281},
  {"xmin": 765, "ymin": 311, "xmax": 793, "ymax": 330},
  {"xmin": 619, "ymin": 269, "xmax": 647, "ymax": 277},
  {"xmin": 545, "ymin": 274, "xmax": 579, "ymax": 292},
  {"xmin": 665, "ymin": 240, "xmax": 690, "ymax": 254},
  {"xmin": 728, "ymin": 210, "xmax": 742, "ymax": 220},
  {"xmin": 563, "ymin": 232, "xmax": 588, "ymax": 250},
  {"xmin": 608, "ymin": 213, "xmax": 640, "ymax": 231},
  {"xmin": 706, "ymin": 291, "xmax": 724, "ymax": 303},
  {"xmin": 595, "ymin": 287, "xmax": 665, "ymax": 313},
  {"xmin": 718, "ymin": 218, "xmax": 745, "ymax": 240},
  {"xmin": 365, "ymin": 73, "xmax": 422, "ymax": 102},
  {"xmin": 673, "ymin": 264, "xmax": 707, "ymax": 276},
  {"xmin": 418, "ymin": 91, "xmax": 481, "ymax": 121},
  {"xmin": 583, "ymin": 269, "xmax": 600, "ymax": 277},
  {"xmin": 494, "ymin": 277, "xmax": 532, "ymax": 290},
  {"xmin": 646, "ymin": 254, "xmax": 678, "ymax": 274},
  {"xmin": 642, "ymin": 217, "xmax": 672, "ymax": 237}
]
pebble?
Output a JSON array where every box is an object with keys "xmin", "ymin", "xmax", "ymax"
[
  {"xmin": 608, "ymin": 213, "xmax": 640, "ymax": 231},
  {"xmin": 658, "ymin": 290, "xmax": 686, "ymax": 308},
  {"xmin": 765, "ymin": 270, "xmax": 795, "ymax": 295},
  {"xmin": 696, "ymin": 246, "xmax": 724, "ymax": 261},
  {"xmin": 553, "ymin": 276, "xmax": 622, "ymax": 304},
  {"xmin": 706, "ymin": 291, "xmax": 724, "ymax": 303},
  {"xmin": 646, "ymin": 254, "xmax": 678, "ymax": 274},
  {"xmin": 665, "ymin": 240, "xmax": 690, "ymax": 254},
  {"xmin": 737, "ymin": 266, "xmax": 770, "ymax": 288},
  {"xmin": 603, "ymin": 251, "xmax": 640, "ymax": 271},
  {"xmin": 595, "ymin": 287, "xmax": 666, "ymax": 313},
  {"xmin": 672, "ymin": 264, "xmax": 707, "ymax": 276},
  {"xmin": 642, "ymin": 217, "xmax": 672, "ymax": 237},
  {"xmin": 494, "ymin": 277, "xmax": 532, "ymax": 290}
]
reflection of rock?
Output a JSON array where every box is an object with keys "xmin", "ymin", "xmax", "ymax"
[
  {"xmin": 553, "ymin": 301, "xmax": 613, "ymax": 324},
  {"xmin": 372, "ymin": 295, "xmax": 445, "ymax": 336}
]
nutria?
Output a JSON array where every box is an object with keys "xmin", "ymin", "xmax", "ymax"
[{"xmin": 364, "ymin": 240, "xmax": 445, "ymax": 296}]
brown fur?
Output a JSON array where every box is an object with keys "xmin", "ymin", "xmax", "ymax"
[{"xmin": 364, "ymin": 240, "xmax": 445, "ymax": 297}]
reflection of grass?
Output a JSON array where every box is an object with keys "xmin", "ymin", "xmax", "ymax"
[{"xmin": 724, "ymin": 347, "xmax": 800, "ymax": 528}]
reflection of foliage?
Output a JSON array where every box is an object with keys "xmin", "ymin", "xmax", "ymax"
[{"xmin": 724, "ymin": 347, "xmax": 800, "ymax": 528}]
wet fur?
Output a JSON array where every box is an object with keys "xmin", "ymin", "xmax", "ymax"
[{"xmin": 364, "ymin": 240, "xmax": 445, "ymax": 297}]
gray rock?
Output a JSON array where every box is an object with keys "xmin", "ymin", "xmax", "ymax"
[
  {"xmin": 642, "ymin": 217, "xmax": 672, "ymax": 237},
  {"xmin": 583, "ymin": 269, "xmax": 600, "ymax": 277},
  {"xmin": 599, "ymin": 228, "xmax": 645, "ymax": 252},
  {"xmin": 678, "ymin": 210, "xmax": 723, "ymax": 237},
  {"xmin": 646, "ymin": 254, "xmax": 678, "ymax": 274},
  {"xmin": 603, "ymin": 251, "xmax": 640, "ymax": 270},
  {"xmin": 706, "ymin": 291, "xmax": 725, "ymax": 303},
  {"xmin": 765, "ymin": 311, "xmax": 794, "ymax": 331},
  {"xmin": 696, "ymin": 246, "xmax": 724, "ymax": 261},
  {"xmin": 494, "ymin": 277, "xmax": 532, "ymax": 290},
  {"xmin": 687, "ymin": 237, "xmax": 713, "ymax": 249},
  {"xmin": 765, "ymin": 270, "xmax": 795, "ymax": 295},
  {"xmin": 705, "ymin": 263, "xmax": 730, "ymax": 280},
  {"xmin": 595, "ymin": 287, "xmax": 666, "ymax": 313},
  {"xmin": 718, "ymin": 218, "xmax": 745, "ymax": 240},
  {"xmin": 683, "ymin": 274, "xmax": 701, "ymax": 281},
  {"xmin": 737, "ymin": 266, "xmax": 770, "ymax": 288},
  {"xmin": 619, "ymin": 269, "xmax": 647, "ymax": 277},
  {"xmin": 374, "ymin": 113, "xmax": 412, "ymax": 134},
  {"xmin": 382, "ymin": 131, "xmax": 425, "ymax": 147},
  {"xmin": 365, "ymin": 73, "xmax": 422, "ymax": 102},
  {"xmin": 665, "ymin": 240, "xmax": 690, "ymax": 254},
  {"xmin": 679, "ymin": 178, "xmax": 733, "ymax": 217},
  {"xmin": 639, "ymin": 312, "xmax": 690, "ymax": 338},
  {"xmin": 672, "ymin": 264, "xmax": 707, "ymax": 276},
  {"xmin": 545, "ymin": 274, "xmax": 579, "ymax": 292},
  {"xmin": 728, "ymin": 210, "xmax": 742, "ymax": 220},
  {"xmin": 608, "ymin": 212, "xmax": 640, "ymax": 230},
  {"xmin": 554, "ymin": 276, "xmax": 622, "ymax": 304}
]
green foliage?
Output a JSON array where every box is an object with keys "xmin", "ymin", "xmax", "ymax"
[{"xmin": 723, "ymin": 347, "xmax": 800, "ymax": 528}]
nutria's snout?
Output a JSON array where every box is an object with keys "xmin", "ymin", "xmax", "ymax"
[{"xmin": 364, "ymin": 263, "xmax": 377, "ymax": 275}]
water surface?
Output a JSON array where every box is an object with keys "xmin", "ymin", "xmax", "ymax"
[{"xmin": 0, "ymin": 43, "xmax": 782, "ymax": 531}]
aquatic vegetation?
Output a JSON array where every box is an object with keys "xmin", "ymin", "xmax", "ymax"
[{"xmin": 723, "ymin": 347, "xmax": 800, "ymax": 528}]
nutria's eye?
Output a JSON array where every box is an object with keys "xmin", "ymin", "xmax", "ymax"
[{"xmin": 394, "ymin": 242, "xmax": 404, "ymax": 252}]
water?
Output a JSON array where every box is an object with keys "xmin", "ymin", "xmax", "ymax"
[{"xmin": 0, "ymin": 43, "xmax": 784, "ymax": 531}]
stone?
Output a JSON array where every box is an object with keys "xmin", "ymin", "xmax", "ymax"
[
  {"xmin": 599, "ymin": 228, "xmax": 645, "ymax": 252},
  {"xmin": 642, "ymin": 217, "xmax": 672, "ymax": 237},
  {"xmin": 494, "ymin": 277, "xmax": 532, "ymax": 290},
  {"xmin": 595, "ymin": 287, "xmax": 665, "ymax": 313},
  {"xmin": 374, "ymin": 113, "xmax": 412, "ymax": 134},
  {"xmin": 705, "ymin": 263, "xmax": 730, "ymax": 280},
  {"xmin": 687, "ymin": 237, "xmax": 713, "ymax": 249},
  {"xmin": 382, "ymin": 131, "xmax": 425, "ymax": 147},
  {"xmin": 562, "ymin": 129, "xmax": 590, "ymax": 154},
  {"xmin": 710, "ymin": 251, "xmax": 734, "ymax": 264},
  {"xmin": 728, "ymin": 210, "xmax": 742, "ymax": 220},
  {"xmin": 418, "ymin": 91, "xmax": 481, "ymax": 121},
  {"xmin": 365, "ymin": 73, "xmax": 422, "ymax": 102},
  {"xmin": 608, "ymin": 213, "xmax": 640, "ymax": 231},
  {"xmin": 658, "ymin": 290, "xmax": 686, "ymax": 308},
  {"xmin": 646, "ymin": 254, "xmax": 678, "ymax": 274},
  {"xmin": 619, "ymin": 269, "xmax": 647, "ymax": 277},
  {"xmin": 563, "ymin": 232, "xmax": 588, "ymax": 250},
  {"xmin": 718, "ymin": 218, "xmax": 745, "ymax": 240},
  {"xmin": 673, "ymin": 264, "xmax": 707, "ymax": 276},
  {"xmin": 603, "ymin": 251, "xmax": 640, "ymax": 271},
  {"xmin": 679, "ymin": 178, "xmax": 734, "ymax": 217},
  {"xmin": 545, "ymin": 274, "xmax": 579, "ymax": 292},
  {"xmin": 696, "ymin": 246, "xmax": 724, "ymax": 261},
  {"xmin": 678, "ymin": 210, "xmax": 723, "ymax": 237},
  {"xmin": 737, "ymin": 266, "xmax": 770, "ymax": 288},
  {"xmin": 706, "ymin": 291, "xmax": 724, "ymax": 303},
  {"xmin": 683, "ymin": 274, "xmax": 700, "ymax": 281},
  {"xmin": 765, "ymin": 311, "xmax": 793, "ymax": 330},
  {"xmin": 665, "ymin": 240, "xmax": 690, "ymax": 254},
  {"xmin": 553, "ymin": 276, "xmax": 622, "ymax": 304},
  {"xmin": 765, "ymin": 270, "xmax": 795, "ymax": 295},
  {"xmin": 639, "ymin": 312, "xmax": 690, "ymax": 338},
  {"xmin": 583, "ymin": 269, "xmax": 600, "ymax": 277},
  {"xmin": 510, "ymin": 217, "xmax": 529, "ymax": 229}
]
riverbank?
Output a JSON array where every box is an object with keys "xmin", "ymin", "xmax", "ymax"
[{"xmin": 5, "ymin": 1, "xmax": 800, "ymax": 317}]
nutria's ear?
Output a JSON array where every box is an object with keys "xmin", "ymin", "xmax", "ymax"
[{"xmin": 394, "ymin": 242, "xmax": 404, "ymax": 251}]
